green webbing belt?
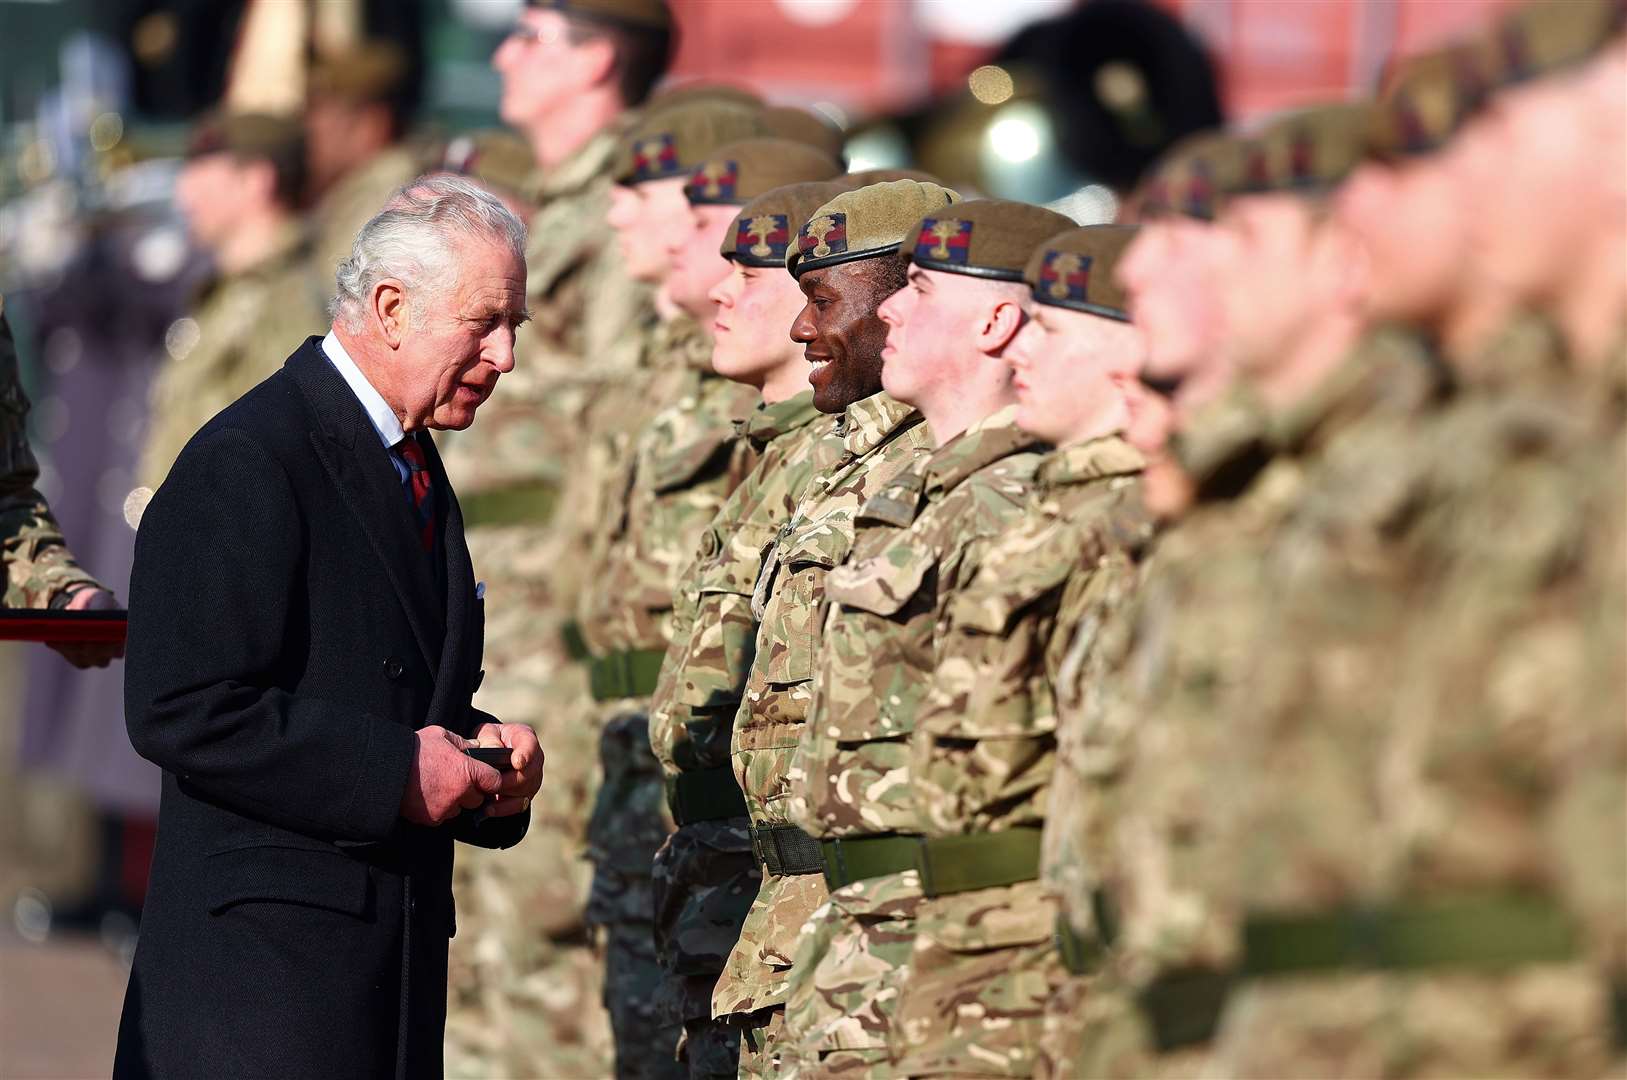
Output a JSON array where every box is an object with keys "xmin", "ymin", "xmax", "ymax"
[
  {"xmin": 1053, "ymin": 913, "xmax": 1106, "ymax": 976},
  {"xmin": 1241, "ymin": 893, "xmax": 1580, "ymax": 976},
  {"xmin": 460, "ymin": 479, "xmax": 557, "ymax": 528},
  {"xmin": 588, "ymin": 648, "xmax": 665, "ymax": 701},
  {"xmin": 819, "ymin": 834, "xmax": 922, "ymax": 891},
  {"xmin": 1136, "ymin": 967, "xmax": 1237, "ymax": 1052},
  {"xmin": 559, "ymin": 620, "xmax": 591, "ymax": 663},
  {"xmin": 915, "ymin": 827, "xmax": 1043, "ymax": 898},
  {"xmin": 749, "ymin": 823, "xmax": 822, "ymax": 877},
  {"xmin": 666, "ymin": 766, "xmax": 748, "ymax": 826}
]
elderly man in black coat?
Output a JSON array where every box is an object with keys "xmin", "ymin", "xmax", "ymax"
[{"xmin": 114, "ymin": 175, "xmax": 545, "ymax": 1080}]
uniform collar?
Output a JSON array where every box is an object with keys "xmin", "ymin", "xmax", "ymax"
[
  {"xmin": 1037, "ymin": 433, "xmax": 1145, "ymax": 488},
  {"xmin": 924, "ymin": 405, "xmax": 1044, "ymax": 496},
  {"xmin": 1169, "ymin": 377, "xmax": 1271, "ymax": 489},
  {"xmin": 536, "ymin": 128, "xmax": 618, "ymax": 202},
  {"xmin": 1266, "ymin": 325, "xmax": 1444, "ymax": 454},
  {"xmin": 836, "ymin": 392, "xmax": 921, "ymax": 458},
  {"xmin": 741, "ymin": 389, "xmax": 822, "ymax": 443}
]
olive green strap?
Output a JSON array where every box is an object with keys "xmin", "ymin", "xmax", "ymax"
[
  {"xmin": 666, "ymin": 766, "xmax": 747, "ymax": 826},
  {"xmin": 749, "ymin": 823, "xmax": 823, "ymax": 876},
  {"xmin": 559, "ymin": 619, "xmax": 591, "ymax": 662},
  {"xmin": 1054, "ymin": 912, "xmax": 1106, "ymax": 976},
  {"xmin": 1242, "ymin": 893, "xmax": 1580, "ymax": 976},
  {"xmin": 460, "ymin": 479, "xmax": 557, "ymax": 528},
  {"xmin": 915, "ymin": 827, "xmax": 1042, "ymax": 897},
  {"xmin": 819, "ymin": 834, "xmax": 922, "ymax": 891},
  {"xmin": 588, "ymin": 647, "xmax": 666, "ymax": 701}
]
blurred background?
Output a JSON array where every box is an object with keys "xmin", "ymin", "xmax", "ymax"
[{"xmin": 0, "ymin": 0, "xmax": 1510, "ymax": 1073}]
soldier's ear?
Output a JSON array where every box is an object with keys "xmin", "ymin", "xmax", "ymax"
[
  {"xmin": 573, "ymin": 33, "xmax": 618, "ymax": 91},
  {"xmin": 373, "ymin": 280, "xmax": 408, "ymax": 348},
  {"xmin": 982, "ymin": 296, "xmax": 1027, "ymax": 355}
]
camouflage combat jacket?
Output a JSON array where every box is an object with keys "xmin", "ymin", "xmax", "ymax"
[
  {"xmin": 1, "ymin": 303, "xmax": 98, "ymax": 607},
  {"xmin": 713, "ymin": 392, "xmax": 931, "ymax": 1019},
  {"xmin": 791, "ymin": 409, "xmax": 1043, "ymax": 843},
  {"xmin": 649, "ymin": 390, "xmax": 829, "ymax": 779},
  {"xmin": 309, "ymin": 144, "xmax": 422, "ymax": 288},
  {"xmin": 136, "ymin": 224, "xmax": 325, "ymax": 493}
]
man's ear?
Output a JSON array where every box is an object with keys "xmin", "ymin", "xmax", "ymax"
[
  {"xmin": 373, "ymin": 280, "xmax": 408, "ymax": 348},
  {"xmin": 981, "ymin": 297, "xmax": 1027, "ymax": 355},
  {"xmin": 574, "ymin": 34, "xmax": 618, "ymax": 91},
  {"xmin": 238, "ymin": 157, "xmax": 278, "ymax": 207}
]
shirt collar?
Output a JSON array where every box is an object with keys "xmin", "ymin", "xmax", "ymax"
[{"xmin": 322, "ymin": 329, "xmax": 404, "ymax": 449}]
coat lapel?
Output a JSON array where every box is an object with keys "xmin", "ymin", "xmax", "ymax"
[
  {"xmin": 286, "ymin": 340, "xmax": 446, "ymax": 672},
  {"xmin": 424, "ymin": 437, "xmax": 475, "ymax": 729}
]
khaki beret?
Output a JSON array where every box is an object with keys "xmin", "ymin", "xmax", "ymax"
[
  {"xmin": 844, "ymin": 167, "xmax": 946, "ymax": 186},
  {"xmin": 1132, "ymin": 130, "xmax": 1251, "ymax": 221},
  {"xmin": 440, "ymin": 129, "xmax": 536, "ymax": 199},
  {"xmin": 901, "ymin": 198, "xmax": 1075, "ymax": 282},
  {"xmin": 684, "ymin": 138, "xmax": 843, "ymax": 206},
  {"xmin": 787, "ymin": 179, "xmax": 961, "ymax": 278},
  {"xmin": 644, "ymin": 81, "xmax": 763, "ymax": 113},
  {"xmin": 526, "ymin": 0, "xmax": 671, "ymax": 33},
  {"xmin": 761, "ymin": 106, "xmax": 846, "ymax": 160},
  {"xmin": 722, "ymin": 179, "xmax": 857, "ymax": 267},
  {"xmin": 1368, "ymin": 43, "xmax": 1493, "ymax": 158},
  {"xmin": 308, "ymin": 41, "xmax": 407, "ymax": 104},
  {"xmin": 616, "ymin": 101, "xmax": 768, "ymax": 185},
  {"xmin": 1238, "ymin": 103, "xmax": 1375, "ymax": 195},
  {"xmin": 1488, "ymin": 0, "xmax": 1623, "ymax": 88},
  {"xmin": 187, "ymin": 110, "xmax": 304, "ymax": 164},
  {"xmin": 1022, "ymin": 224, "xmax": 1141, "ymax": 321}
]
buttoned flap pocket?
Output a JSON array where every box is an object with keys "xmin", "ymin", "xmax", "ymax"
[
  {"xmin": 921, "ymin": 625, "xmax": 1056, "ymax": 740},
  {"xmin": 948, "ymin": 557, "xmax": 1072, "ymax": 636},
  {"xmin": 696, "ymin": 522, "xmax": 777, "ymax": 597},
  {"xmin": 650, "ymin": 425, "xmax": 735, "ymax": 494},
  {"xmin": 205, "ymin": 844, "xmax": 372, "ymax": 919},
  {"xmin": 760, "ymin": 528, "xmax": 850, "ymax": 686},
  {"xmin": 826, "ymin": 540, "xmax": 935, "ymax": 619}
]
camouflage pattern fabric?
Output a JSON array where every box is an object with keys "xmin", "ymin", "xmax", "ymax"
[
  {"xmin": 1203, "ymin": 322, "xmax": 1623, "ymax": 1079},
  {"xmin": 716, "ymin": 393, "xmax": 932, "ymax": 1075},
  {"xmin": 783, "ymin": 409, "xmax": 1044, "ymax": 1072},
  {"xmin": 308, "ymin": 144, "xmax": 423, "ymax": 288},
  {"xmin": 1, "ymin": 302, "xmax": 99, "ymax": 608},
  {"xmin": 444, "ymin": 127, "xmax": 653, "ymax": 1080},
  {"xmin": 135, "ymin": 224, "xmax": 326, "ymax": 493},
  {"xmin": 894, "ymin": 435, "xmax": 1144, "ymax": 1078},
  {"xmin": 647, "ymin": 390, "xmax": 828, "ymax": 1077}
]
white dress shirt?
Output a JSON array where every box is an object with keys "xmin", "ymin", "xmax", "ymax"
[{"xmin": 321, "ymin": 329, "xmax": 404, "ymax": 451}]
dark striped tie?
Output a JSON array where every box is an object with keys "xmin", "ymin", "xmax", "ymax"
[{"xmin": 393, "ymin": 437, "xmax": 435, "ymax": 554}]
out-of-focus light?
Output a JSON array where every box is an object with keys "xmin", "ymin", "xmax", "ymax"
[
  {"xmin": 776, "ymin": 0, "xmax": 859, "ymax": 27},
  {"xmin": 844, "ymin": 126, "xmax": 910, "ymax": 173},
  {"xmin": 914, "ymin": 0, "xmax": 1074, "ymax": 45},
  {"xmin": 19, "ymin": 140, "xmax": 56, "ymax": 185},
  {"xmin": 452, "ymin": 0, "xmax": 523, "ymax": 29},
  {"xmin": 968, "ymin": 65, "xmax": 1015, "ymax": 106},
  {"xmin": 165, "ymin": 317, "xmax": 201, "ymax": 362},
  {"xmin": 1047, "ymin": 184, "xmax": 1120, "ymax": 225},
  {"xmin": 812, "ymin": 101, "xmax": 848, "ymax": 130},
  {"xmin": 1095, "ymin": 60, "xmax": 1149, "ymax": 112},
  {"xmin": 89, "ymin": 111, "xmax": 124, "ymax": 152},
  {"xmin": 986, "ymin": 105, "xmax": 1044, "ymax": 163}
]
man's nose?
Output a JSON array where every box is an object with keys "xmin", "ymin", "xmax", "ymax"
[
  {"xmin": 789, "ymin": 305, "xmax": 817, "ymax": 343},
  {"xmin": 489, "ymin": 328, "xmax": 518, "ymax": 373}
]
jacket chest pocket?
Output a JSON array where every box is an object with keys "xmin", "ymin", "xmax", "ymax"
[
  {"xmin": 760, "ymin": 529, "xmax": 849, "ymax": 687},
  {"xmin": 822, "ymin": 541, "xmax": 938, "ymax": 741}
]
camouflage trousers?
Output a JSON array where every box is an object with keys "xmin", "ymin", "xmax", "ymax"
[
  {"xmin": 587, "ymin": 708, "xmax": 683, "ymax": 1079},
  {"xmin": 1036, "ymin": 974, "xmax": 1204, "ymax": 1080},
  {"xmin": 651, "ymin": 818, "xmax": 760, "ymax": 1079},
  {"xmin": 892, "ymin": 881, "xmax": 1068, "ymax": 1078},
  {"xmin": 731, "ymin": 1004, "xmax": 794, "ymax": 1080},
  {"xmin": 1208, "ymin": 965, "xmax": 1619, "ymax": 1080},
  {"xmin": 784, "ymin": 869, "xmax": 923, "ymax": 1077}
]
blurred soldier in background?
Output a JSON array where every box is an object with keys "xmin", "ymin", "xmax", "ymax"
[
  {"xmin": 1, "ymin": 301, "xmax": 118, "ymax": 656},
  {"xmin": 884, "ymin": 224, "xmax": 1143, "ymax": 1078},
  {"xmin": 132, "ymin": 111, "xmax": 324, "ymax": 507},
  {"xmin": 444, "ymin": 4, "xmax": 674, "ymax": 1074},
  {"xmin": 714, "ymin": 179, "xmax": 950, "ymax": 1076},
  {"xmin": 781, "ymin": 198, "xmax": 1066, "ymax": 1076},
  {"xmin": 645, "ymin": 157, "xmax": 846, "ymax": 1078},
  {"xmin": 305, "ymin": 40, "xmax": 422, "ymax": 285}
]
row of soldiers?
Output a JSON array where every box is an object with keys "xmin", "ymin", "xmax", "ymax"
[{"xmin": 432, "ymin": 0, "xmax": 1626, "ymax": 1077}]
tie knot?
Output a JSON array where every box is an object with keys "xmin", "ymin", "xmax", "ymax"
[{"xmin": 395, "ymin": 438, "xmax": 428, "ymax": 471}]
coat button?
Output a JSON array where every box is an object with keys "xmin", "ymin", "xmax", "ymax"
[{"xmin": 384, "ymin": 657, "xmax": 405, "ymax": 680}]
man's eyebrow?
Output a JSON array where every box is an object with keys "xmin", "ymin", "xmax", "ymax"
[{"xmin": 907, "ymin": 266, "xmax": 932, "ymax": 287}]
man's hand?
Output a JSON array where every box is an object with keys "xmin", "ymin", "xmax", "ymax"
[
  {"xmin": 471, "ymin": 721, "xmax": 544, "ymax": 819},
  {"xmin": 47, "ymin": 588, "xmax": 125, "ymax": 669},
  {"xmin": 400, "ymin": 725, "xmax": 504, "ymax": 826}
]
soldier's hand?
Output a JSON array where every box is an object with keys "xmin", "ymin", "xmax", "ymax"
[
  {"xmin": 47, "ymin": 588, "xmax": 125, "ymax": 669},
  {"xmin": 471, "ymin": 720, "xmax": 544, "ymax": 817}
]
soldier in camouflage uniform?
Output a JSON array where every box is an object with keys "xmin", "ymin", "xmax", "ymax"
[
  {"xmin": 305, "ymin": 42, "xmax": 425, "ymax": 286},
  {"xmin": 446, "ymin": 5, "xmax": 674, "ymax": 1073},
  {"xmin": 1, "ymin": 299, "xmax": 120, "ymax": 669},
  {"xmin": 133, "ymin": 112, "xmax": 325, "ymax": 508},
  {"xmin": 779, "ymin": 199, "xmax": 1071, "ymax": 1077},
  {"xmin": 870, "ymin": 226, "xmax": 1140, "ymax": 1078},
  {"xmin": 714, "ymin": 179, "xmax": 955, "ymax": 1076},
  {"xmin": 644, "ymin": 156, "xmax": 847, "ymax": 1077},
  {"xmin": 1204, "ymin": 13, "xmax": 1627, "ymax": 1077}
]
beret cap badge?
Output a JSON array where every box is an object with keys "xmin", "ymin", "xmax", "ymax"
[
  {"xmin": 798, "ymin": 213, "xmax": 848, "ymax": 260},
  {"xmin": 1041, "ymin": 251, "xmax": 1092, "ymax": 303},
  {"xmin": 916, "ymin": 218, "xmax": 973, "ymax": 265},
  {"xmin": 739, "ymin": 214, "xmax": 790, "ymax": 260},
  {"xmin": 633, "ymin": 133, "xmax": 679, "ymax": 181}
]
